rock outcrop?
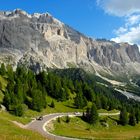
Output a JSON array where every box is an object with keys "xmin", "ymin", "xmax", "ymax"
[{"xmin": 0, "ymin": 9, "xmax": 140, "ymax": 75}]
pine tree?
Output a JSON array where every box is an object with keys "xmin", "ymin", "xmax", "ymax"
[
  {"xmin": 31, "ymin": 89, "xmax": 45, "ymax": 112},
  {"xmin": 119, "ymin": 107, "xmax": 128, "ymax": 125},
  {"xmin": 90, "ymin": 103, "xmax": 99, "ymax": 125},
  {"xmin": 135, "ymin": 108, "xmax": 140, "ymax": 124},
  {"xmin": 129, "ymin": 109, "xmax": 136, "ymax": 126},
  {"xmin": 66, "ymin": 115, "xmax": 70, "ymax": 123},
  {"xmin": 14, "ymin": 104, "xmax": 24, "ymax": 116},
  {"xmin": 7, "ymin": 65, "xmax": 14, "ymax": 81},
  {"xmin": 57, "ymin": 117, "xmax": 61, "ymax": 123},
  {"xmin": 3, "ymin": 91, "xmax": 11, "ymax": 110},
  {"xmin": 0, "ymin": 63, "xmax": 6, "ymax": 76},
  {"xmin": 74, "ymin": 91, "xmax": 87, "ymax": 109},
  {"xmin": 50, "ymin": 100, "xmax": 55, "ymax": 108},
  {"xmin": 85, "ymin": 107, "xmax": 90, "ymax": 122},
  {"xmin": 83, "ymin": 83, "xmax": 95, "ymax": 101},
  {"xmin": 101, "ymin": 95, "xmax": 108, "ymax": 110},
  {"xmin": 95, "ymin": 96, "xmax": 102, "ymax": 109}
]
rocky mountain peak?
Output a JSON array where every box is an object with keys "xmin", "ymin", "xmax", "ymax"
[{"xmin": 0, "ymin": 9, "xmax": 140, "ymax": 75}]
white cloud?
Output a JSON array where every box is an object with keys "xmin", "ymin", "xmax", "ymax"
[
  {"xmin": 97, "ymin": 0, "xmax": 140, "ymax": 17},
  {"xmin": 114, "ymin": 27, "xmax": 127, "ymax": 35},
  {"xmin": 111, "ymin": 24, "xmax": 140, "ymax": 50},
  {"xmin": 97, "ymin": 0, "xmax": 140, "ymax": 50},
  {"xmin": 126, "ymin": 14, "xmax": 140, "ymax": 25}
]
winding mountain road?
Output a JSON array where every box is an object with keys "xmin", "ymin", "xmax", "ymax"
[{"xmin": 27, "ymin": 112, "xmax": 120, "ymax": 140}]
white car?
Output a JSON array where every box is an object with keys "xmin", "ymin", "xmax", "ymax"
[{"xmin": 74, "ymin": 112, "xmax": 80, "ymax": 115}]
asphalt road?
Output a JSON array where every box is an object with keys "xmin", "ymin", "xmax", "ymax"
[{"xmin": 27, "ymin": 112, "xmax": 120, "ymax": 140}]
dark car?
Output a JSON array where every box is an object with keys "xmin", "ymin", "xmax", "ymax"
[{"xmin": 36, "ymin": 116, "xmax": 43, "ymax": 121}]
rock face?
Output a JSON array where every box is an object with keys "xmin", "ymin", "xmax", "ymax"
[{"xmin": 0, "ymin": 9, "xmax": 140, "ymax": 75}]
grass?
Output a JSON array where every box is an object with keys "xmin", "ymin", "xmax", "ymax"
[
  {"xmin": 24, "ymin": 97, "xmax": 119, "ymax": 119},
  {"xmin": 0, "ymin": 112, "xmax": 46, "ymax": 140},
  {"xmin": 0, "ymin": 76, "xmax": 46, "ymax": 140},
  {"xmin": 0, "ymin": 111, "xmax": 32, "ymax": 124},
  {"xmin": 50, "ymin": 116, "xmax": 140, "ymax": 140},
  {"xmin": 0, "ymin": 96, "xmax": 82, "ymax": 140},
  {"xmin": 24, "ymin": 96, "xmax": 83, "ymax": 118},
  {"xmin": 98, "ymin": 109, "xmax": 119, "ymax": 113}
]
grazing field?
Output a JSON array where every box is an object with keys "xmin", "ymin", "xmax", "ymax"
[{"xmin": 51, "ymin": 116, "xmax": 140, "ymax": 140}]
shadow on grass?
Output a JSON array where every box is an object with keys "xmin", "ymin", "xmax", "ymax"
[
  {"xmin": 64, "ymin": 104, "xmax": 77, "ymax": 109},
  {"xmin": 108, "ymin": 116, "xmax": 119, "ymax": 124}
]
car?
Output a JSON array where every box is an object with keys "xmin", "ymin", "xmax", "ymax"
[
  {"xmin": 36, "ymin": 116, "xmax": 43, "ymax": 121},
  {"xmin": 74, "ymin": 112, "xmax": 80, "ymax": 115}
]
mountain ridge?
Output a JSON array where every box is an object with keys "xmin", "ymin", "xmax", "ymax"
[{"xmin": 0, "ymin": 9, "xmax": 140, "ymax": 77}]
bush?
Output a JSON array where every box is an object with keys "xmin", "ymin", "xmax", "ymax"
[
  {"xmin": 13, "ymin": 104, "xmax": 25, "ymax": 116},
  {"xmin": 66, "ymin": 115, "xmax": 70, "ymax": 123},
  {"xmin": 50, "ymin": 100, "xmax": 55, "ymax": 108},
  {"xmin": 57, "ymin": 117, "xmax": 61, "ymax": 123}
]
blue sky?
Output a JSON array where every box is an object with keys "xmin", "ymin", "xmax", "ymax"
[
  {"xmin": 0, "ymin": 0, "xmax": 123, "ymax": 39},
  {"xmin": 0, "ymin": 0, "xmax": 140, "ymax": 48}
]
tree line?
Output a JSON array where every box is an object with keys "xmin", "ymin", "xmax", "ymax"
[{"xmin": 0, "ymin": 64, "xmax": 139, "ymax": 126}]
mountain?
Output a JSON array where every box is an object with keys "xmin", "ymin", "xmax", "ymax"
[{"xmin": 0, "ymin": 9, "xmax": 140, "ymax": 78}]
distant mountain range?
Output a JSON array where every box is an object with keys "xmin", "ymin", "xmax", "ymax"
[{"xmin": 0, "ymin": 9, "xmax": 140, "ymax": 81}]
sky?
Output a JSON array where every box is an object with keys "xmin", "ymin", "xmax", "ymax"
[{"xmin": 0, "ymin": 0, "xmax": 140, "ymax": 48}]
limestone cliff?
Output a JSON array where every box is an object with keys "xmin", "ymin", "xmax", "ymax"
[{"xmin": 0, "ymin": 9, "xmax": 140, "ymax": 76}]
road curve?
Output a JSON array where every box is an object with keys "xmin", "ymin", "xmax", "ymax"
[{"xmin": 27, "ymin": 112, "xmax": 120, "ymax": 140}]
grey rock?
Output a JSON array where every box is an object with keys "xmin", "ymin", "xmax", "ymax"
[{"xmin": 0, "ymin": 9, "xmax": 140, "ymax": 75}]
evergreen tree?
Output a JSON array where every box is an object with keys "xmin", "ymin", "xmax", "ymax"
[
  {"xmin": 0, "ymin": 63, "xmax": 6, "ymax": 76},
  {"xmin": 14, "ymin": 79, "xmax": 24, "ymax": 103},
  {"xmin": 57, "ymin": 117, "xmax": 61, "ymax": 123},
  {"xmin": 135, "ymin": 108, "xmax": 140, "ymax": 124},
  {"xmin": 85, "ymin": 107, "xmax": 90, "ymax": 122},
  {"xmin": 95, "ymin": 96, "xmax": 102, "ymax": 109},
  {"xmin": 129, "ymin": 109, "xmax": 136, "ymax": 126},
  {"xmin": 66, "ymin": 115, "xmax": 70, "ymax": 123},
  {"xmin": 13, "ymin": 104, "xmax": 24, "ymax": 116},
  {"xmin": 74, "ymin": 91, "xmax": 87, "ymax": 109},
  {"xmin": 59, "ymin": 88, "xmax": 66, "ymax": 101},
  {"xmin": 119, "ymin": 107, "xmax": 128, "ymax": 125},
  {"xmin": 83, "ymin": 83, "xmax": 95, "ymax": 101},
  {"xmin": 50, "ymin": 100, "xmax": 55, "ymax": 108},
  {"xmin": 90, "ymin": 103, "xmax": 99, "ymax": 125},
  {"xmin": 3, "ymin": 91, "xmax": 11, "ymax": 110},
  {"xmin": 7, "ymin": 65, "xmax": 14, "ymax": 81},
  {"xmin": 101, "ymin": 95, "xmax": 108, "ymax": 110},
  {"xmin": 31, "ymin": 89, "xmax": 45, "ymax": 112}
]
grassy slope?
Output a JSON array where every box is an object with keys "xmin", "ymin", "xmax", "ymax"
[
  {"xmin": 0, "ymin": 72, "xmax": 140, "ymax": 140},
  {"xmin": 0, "ymin": 94, "xmax": 82, "ymax": 140},
  {"xmin": 51, "ymin": 116, "xmax": 140, "ymax": 140},
  {"xmin": 25, "ymin": 96, "xmax": 119, "ymax": 118},
  {"xmin": 0, "ymin": 112, "xmax": 45, "ymax": 140},
  {"xmin": 25, "ymin": 96, "xmax": 83, "ymax": 118},
  {"xmin": 0, "ymin": 74, "xmax": 45, "ymax": 140}
]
